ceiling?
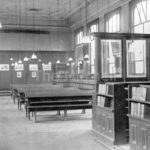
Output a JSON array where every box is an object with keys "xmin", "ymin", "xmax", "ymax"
[{"xmin": 0, "ymin": 0, "xmax": 93, "ymax": 30}]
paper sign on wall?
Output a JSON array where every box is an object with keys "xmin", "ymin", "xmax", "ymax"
[
  {"xmin": 0, "ymin": 64, "xmax": 9, "ymax": 71},
  {"xmin": 17, "ymin": 72, "xmax": 22, "ymax": 78},
  {"xmin": 32, "ymin": 72, "xmax": 36, "ymax": 78},
  {"xmin": 15, "ymin": 64, "xmax": 24, "ymax": 71},
  {"xmin": 42, "ymin": 64, "xmax": 51, "ymax": 71},
  {"xmin": 29, "ymin": 64, "xmax": 38, "ymax": 71}
]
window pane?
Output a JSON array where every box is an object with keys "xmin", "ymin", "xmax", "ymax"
[
  {"xmin": 101, "ymin": 40, "xmax": 122, "ymax": 78},
  {"xmin": 134, "ymin": 24, "xmax": 143, "ymax": 33},
  {"xmin": 126, "ymin": 40, "xmax": 146, "ymax": 77},
  {"xmin": 147, "ymin": 1, "xmax": 150, "ymax": 20},
  {"xmin": 144, "ymin": 21, "xmax": 150, "ymax": 34},
  {"xmin": 91, "ymin": 40, "xmax": 95, "ymax": 65},
  {"xmin": 134, "ymin": 8, "xmax": 140, "ymax": 25}
]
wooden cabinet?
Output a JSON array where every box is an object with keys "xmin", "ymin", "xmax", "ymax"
[
  {"xmin": 128, "ymin": 84, "xmax": 150, "ymax": 150},
  {"xmin": 92, "ymin": 82, "xmax": 128, "ymax": 147},
  {"xmin": 92, "ymin": 32, "xmax": 150, "ymax": 148}
]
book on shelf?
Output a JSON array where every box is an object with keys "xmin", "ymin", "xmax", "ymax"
[
  {"xmin": 107, "ymin": 84, "xmax": 114, "ymax": 96},
  {"xmin": 146, "ymin": 88, "xmax": 150, "ymax": 102},
  {"xmin": 97, "ymin": 96, "xmax": 112, "ymax": 108},
  {"xmin": 98, "ymin": 84, "xmax": 107, "ymax": 95},
  {"xmin": 130, "ymin": 102, "xmax": 150, "ymax": 119},
  {"xmin": 98, "ymin": 84, "xmax": 114, "ymax": 96},
  {"xmin": 131, "ymin": 86, "xmax": 147, "ymax": 101}
]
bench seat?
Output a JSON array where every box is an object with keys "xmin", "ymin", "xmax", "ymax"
[{"xmin": 27, "ymin": 103, "xmax": 92, "ymax": 122}]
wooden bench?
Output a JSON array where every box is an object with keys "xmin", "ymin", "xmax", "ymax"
[{"xmin": 26, "ymin": 102, "xmax": 92, "ymax": 122}]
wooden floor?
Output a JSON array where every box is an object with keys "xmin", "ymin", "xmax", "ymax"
[{"xmin": 0, "ymin": 96, "xmax": 111, "ymax": 150}]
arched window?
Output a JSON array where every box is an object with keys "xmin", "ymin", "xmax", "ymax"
[
  {"xmin": 131, "ymin": 0, "xmax": 150, "ymax": 33},
  {"xmin": 105, "ymin": 9, "xmax": 120, "ymax": 33}
]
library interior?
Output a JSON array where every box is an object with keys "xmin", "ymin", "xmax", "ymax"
[{"xmin": 0, "ymin": 0, "xmax": 150, "ymax": 150}]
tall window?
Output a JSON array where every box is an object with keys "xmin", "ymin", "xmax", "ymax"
[
  {"xmin": 105, "ymin": 9, "xmax": 121, "ymax": 33},
  {"xmin": 76, "ymin": 30, "xmax": 83, "ymax": 45},
  {"xmin": 126, "ymin": 0, "xmax": 149, "ymax": 78},
  {"xmin": 89, "ymin": 23, "xmax": 98, "ymax": 75},
  {"xmin": 131, "ymin": 0, "xmax": 150, "ymax": 33}
]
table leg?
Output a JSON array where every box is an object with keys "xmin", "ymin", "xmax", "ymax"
[
  {"xmin": 57, "ymin": 110, "xmax": 61, "ymax": 115},
  {"xmin": 64, "ymin": 110, "xmax": 67, "ymax": 120},
  {"xmin": 34, "ymin": 112, "xmax": 36, "ymax": 122},
  {"xmin": 82, "ymin": 109, "xmax": 86, "ymax": 114}
]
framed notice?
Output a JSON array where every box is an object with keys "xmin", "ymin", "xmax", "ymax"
[
  {"xmin": 42, "ymin": 64, "xmax": 51, "ymax": 71},
  {"xmin": 17, "ymin": 72, "xmax": 22, "ymax": 78},
  {"xmin": 29, "ymin": 64, "xmax": 38, "ymax": 71},
  {"xmin": 32, "ymin": 72, "xmax": 36, "ymax": 78},
  {"xmin": 0, "ymin": 64, "xmax": 9, "ymax": 71},
  {"xmin": 15, "ymin": 64, "xmax": 24, "ymax": 71}
]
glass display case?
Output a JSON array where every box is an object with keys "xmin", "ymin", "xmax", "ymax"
[
  {"xmin": 101, "ymin": 39, "xmax": 122, "ymax": 78},
  {"xmin": 126, "ymin": 40, "xmax": 146, "ymax": 77},
  {"xmin": 93, "ymin": 32, "xmax": 150, "ymax": 82}
]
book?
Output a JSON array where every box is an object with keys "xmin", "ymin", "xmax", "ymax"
[
  {"xmin": 146, "ymin": 88, "xmax": 150, "ymax": 101},
  {"xmin": 107, "ymin": 84, "xmax": 114, "ymax": 95},
  {"xmin": 131, "ymin": 87, "xmax": 136, "ymax": 99},
  {"xmin": 140, "ymin": 87, "xmax": 147, "ymax": 101}
]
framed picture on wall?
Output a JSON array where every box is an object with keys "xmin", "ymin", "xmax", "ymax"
[
  {"xmin": 17, "ymin": 72, "xmax": 22, "ymax": 78},
  {"xmin": 29, "ymin": 64, "xmax": 38, "ymax": 71},
  {"xmin": 32, "ymin": 72, "xmax": 36, "ymax": 78},
  {"xmin": 15, "ymin": 64, "xmax": 24, "ymax": 71},
  {"xmin": 0, "ymin": 64, "xmax": 9, "ymax": 71},
  {"xmin": 42, "ymin": 64, "xmax": 51, "ymax": 71}
]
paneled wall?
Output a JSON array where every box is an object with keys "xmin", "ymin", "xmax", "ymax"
[
  {"xmin": 0, "ymin": 30, "xmax": 71, "ymax": 51},
  {"xmin": 0, "ymin": 51, "xmax": 73, "ymax": 90}
]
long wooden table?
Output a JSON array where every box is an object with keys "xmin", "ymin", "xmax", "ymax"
[{"xmin": 10, "ymin": 84, "xmax": 94, "ymax": 122}]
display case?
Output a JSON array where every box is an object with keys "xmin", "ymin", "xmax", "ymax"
[{"xmin": 93, "ymin": 32, "xmax": 150, "ymax": 82}]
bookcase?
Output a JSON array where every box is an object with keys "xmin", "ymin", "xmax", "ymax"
[
  {"xmin": 127, "ymin": 84, "xmax": 150, "ymax": 150},
  {"xmin": 93, "ymin": 82, "xmax": 128, "ymax": 146}
]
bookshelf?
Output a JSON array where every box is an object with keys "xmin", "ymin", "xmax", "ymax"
[
  {"xmin": 93, "ymin": 82, "xmax": 128, "ymax": 147},
  {"xmin": 92, "ymin": 32, "xmax": 150, "ymax": 148},
  {"xmin": 127, "ymin": 84, "xmax": 150, "ymax": 150}
]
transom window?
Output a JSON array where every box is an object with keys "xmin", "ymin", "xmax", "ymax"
[
  {"xmin": 105, "ymin": 9, "xmax": 120, "ymax": 33},
  {"xmin": 132, "ymin": 0, "xmax": 150, "ymax": 33}
]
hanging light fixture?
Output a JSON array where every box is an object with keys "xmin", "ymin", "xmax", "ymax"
[
  {"xmin": 15, "ymin": 62, "xmax": 18, "ymax": 66},
  {"xmin": 10, "ymin": 57, "xmax": 14, "ymax": 61},
  {"xmin": 84, "ymin": 54, "xmax": 89, "ymax": 60},
  {"xmin": 82, "ymin": 0, "xmax": 90, "ymax": 43},
  {"xmin": 24, "ymin": 57, "xmax": 29, "ymax": 61},
  {"xmin": 56, "ymin": 60, "xmax": 60, "ymax": 64},
  {"xmin": 38, "ymin": 59, "xmax": 42, "ymax": 62},
  {"xmin": 11, "ymin": 63, "xmax": 15, "ymax": 66},
  {"xmin": 66, "ymin": 62, "xmax": 70, "ymax": 66},
  {"xmin": 31, "ymin": 53, "xmax": 37, "ymax": 59},
  {"xmin": 68, "ymin": 57, "xmax": 73, "ymax": 62},
  {"xmin": 18, "ymin": 59, "xmax": 22, "ymax": 63},
  {"xmin": 0, "ymin": 22, "xmax": 2, "ymax": 29}
]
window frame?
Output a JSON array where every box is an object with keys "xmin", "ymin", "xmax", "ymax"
[{"xmin": 105, "ymin": 8, "xmax": 121, "ymax": 33}]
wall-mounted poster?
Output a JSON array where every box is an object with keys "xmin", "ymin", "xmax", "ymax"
[
  {"xmin": 29, "ymin": 64, "xmax": 38, "ymax": 71},
  {"xmin": 0, "ymin": 64, "xmax": 9, "ymax": 71},
  {"xmin": 15, "ymin": 64, "xmax": 24, "ymax": 71},
  {"xmin": 17, "ymin": 72, "xmax": 22, "ymax": 78},
  {"xmin": 32, "ymin": 72, "xmax": 36, "ymax": 78},
  {"xmin": 42, "ymin": 64, "xmax": 51, "ymax": 71}
]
